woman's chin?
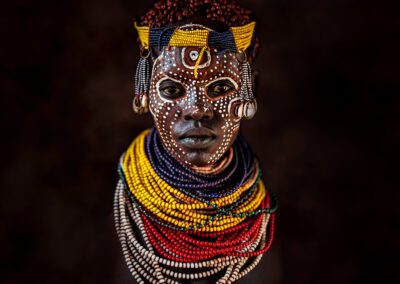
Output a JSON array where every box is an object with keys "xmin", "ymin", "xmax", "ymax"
[{"xmin": 175, "ymin": 150, "xmax": 215, "ymax": 167}]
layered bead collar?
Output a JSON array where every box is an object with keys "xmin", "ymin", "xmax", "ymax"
[{"xmin": 114, "ymin": 129, "xmax": 278, "ymax": 283}]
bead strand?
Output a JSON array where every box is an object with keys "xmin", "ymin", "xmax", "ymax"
[
  {"xmin": 115, "ymin": 181, "xmax": 273, "ymax": 282},
  {"xmin": 121, "ymin": 130, "xmax": 274, "ymax": 232}
]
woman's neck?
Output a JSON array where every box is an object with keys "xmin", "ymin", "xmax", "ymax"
[{"xmin": 190, "ymin": 147, "xmax": 233, "ymax": 175}]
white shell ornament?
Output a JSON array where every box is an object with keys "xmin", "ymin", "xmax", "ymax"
[
  {"xmin": 133, "ymin": 96, "xmax": 142, "ymax": 114},
  {"xmin": 244, "ymin": 101, "xmax": 257, "ymax": 119},
  {"xmin": 133, "ymin": 95, "xmax": 149, "ymax": 114},
  {"xmin": 234, "ymin": 103, "xmax": 244, "ymax": 119},
  {"xmin": 189, "ymin": 50, "xmax": 199, "ymax": 61},
  {"xmin": 141, "ymin": 94, "xmax": 149, "ymax": 113},
  {"xmin": 141, "ymin": 94, "xmax": 148, "ymax": 108}
]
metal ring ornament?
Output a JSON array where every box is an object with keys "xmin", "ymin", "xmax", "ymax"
[
  {"xmin": 140, "ymin": 47, "xmax": 151, "ymax": 59},
  {"xmin": 236, "ymin": 51, "xmax": 247, "ymax": 63}
]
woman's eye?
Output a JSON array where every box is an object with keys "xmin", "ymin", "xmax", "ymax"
[
  {"xmin": 163, "ymin": 86, "xmax": 181, "ymax": 95},
  {"xmin": 212, "ymin": 84, "xmax": 232, "ymax": 93},
  {"xmin": 207, "ymin": 80, "xmax": 236, "ymax": 98},
  {"xmin": 159, "ymin": 80, "xmax": 185, "ymax": 99}
]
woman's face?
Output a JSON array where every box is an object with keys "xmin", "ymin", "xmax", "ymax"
[{"xmin": 148, "ymin": 45, "xmax": 243, "ymax": 167}]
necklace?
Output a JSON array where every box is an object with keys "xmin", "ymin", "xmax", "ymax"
[
  {"xmin": 114, "ymin": 129, "xmax": 277, "ymax": 283},
  {"xmin": 145, "ymin": 127, "xmax": 255, "ymax": 198}
]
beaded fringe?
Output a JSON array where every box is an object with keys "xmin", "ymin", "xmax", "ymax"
[
  {"xmin": 133, "ymin": 57, "xmax": 151, "ymax": 113},
  {"xmin": 239, "ymin": 61, "xmax": 257, "ymax": 119},
  {"xmin": 135, "ymin": 57, "xmax": 151, "ymax": 97}
]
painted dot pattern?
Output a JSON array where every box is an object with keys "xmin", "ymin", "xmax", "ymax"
[{"xmin": 148, "ymin": 25, "xmax": 243, "ymax": 167}]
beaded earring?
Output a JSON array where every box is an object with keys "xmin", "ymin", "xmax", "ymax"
[
  {"xmin": 235, "ymin": 52, "xmax": 257, "ymax": 119},
  {"xmin": 133, "ymin": 48, "xmax": 151, "ymax": 114}
]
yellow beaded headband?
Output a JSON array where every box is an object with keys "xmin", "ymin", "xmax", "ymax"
[{"xmin": 134, "ymin": 21, "xmax": 256, "ymax": 53}]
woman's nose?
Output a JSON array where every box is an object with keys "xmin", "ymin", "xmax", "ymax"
[{"xmin": 183, "ymin": 104, "xmax": 214, "ymax": 121}]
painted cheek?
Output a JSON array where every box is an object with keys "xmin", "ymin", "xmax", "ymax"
[
  {"xmin": 207, "ymin": 55, "xmax": 242, "ymax": 163},
  {"xmin": 150, "ymin": 95, "xmax": 187, "ymax": 162},
  {"xmin": 208, "ymin": 92, "xmax": 241, "ymax": 164}
]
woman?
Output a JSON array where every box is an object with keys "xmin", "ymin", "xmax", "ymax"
[{"xmin": 114, "ymin": 0, "xmax": 278, "ymax": 283}]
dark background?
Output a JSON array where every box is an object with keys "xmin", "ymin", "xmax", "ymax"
[{"xmin": 1, "ymin": 0, "xmax": 399, "ymax": 283}]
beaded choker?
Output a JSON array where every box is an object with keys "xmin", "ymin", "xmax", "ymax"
[
  {"xmin": 146, "ymin": 127, "xmax": 255, "ymax": 198},
  {"xmin": 114, "ymin": 129, "xmax": 278, "ymax": 283}
]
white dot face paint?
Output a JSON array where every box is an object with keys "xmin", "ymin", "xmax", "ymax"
[
  {"xmin": 189, "ymin": 50, "xmax": 199, "ymax": 61},
  {"xmin": 148, "ymin": 44, "xmax": 243, "ymax": 167}
]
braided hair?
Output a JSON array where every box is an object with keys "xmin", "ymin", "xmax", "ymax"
[
  {"xmin": 138, "ymin": 0, "xmax": 258, "ymax": 60},
  {"xmin": 141, "ymin": 0, "xmax": 253, "ymax": 28}
]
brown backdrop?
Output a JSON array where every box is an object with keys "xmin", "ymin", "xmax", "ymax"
[{"xmin": 1, "ymin": 0, "xmax": 399, "ymax": 283}]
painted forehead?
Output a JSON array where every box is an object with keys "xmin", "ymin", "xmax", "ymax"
[{"xmin": 152, "ymin": 47, "xmax": 241, "ymax": 85}]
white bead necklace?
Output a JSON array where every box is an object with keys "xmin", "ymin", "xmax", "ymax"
[{"xmin": 114, "ymin": 180, "xmax": 271, "ymax": 283}]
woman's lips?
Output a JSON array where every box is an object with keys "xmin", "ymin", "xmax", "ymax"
[
  {"xmin": 178, "ymin": 128, "xmax": 217, "ymax": 149},
  {"xmin": 179, "ymin": 136, "xmax": 216, "ymax": 148}
]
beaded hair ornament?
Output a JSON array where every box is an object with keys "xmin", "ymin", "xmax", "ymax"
[{"xmin": 133, "ymin": 21, "xmax": 258, "ymax": 119}]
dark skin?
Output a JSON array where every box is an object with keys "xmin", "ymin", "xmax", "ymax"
[
  {"xmin": 148, "ymin": 40, "xmax": 243, "ymax": 167},
  {"xmin": 143, "ymin": 16, "xmax": 258, "ymax": 165}
]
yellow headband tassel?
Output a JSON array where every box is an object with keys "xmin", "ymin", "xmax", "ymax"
[{"xmin": 194, "ymin": 46, "xmax": 208, "ymax": 79}]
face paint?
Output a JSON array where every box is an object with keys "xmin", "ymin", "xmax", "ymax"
[{"xmin": 148, "ymin": 44, "xmax": 243, "ymax": 167}]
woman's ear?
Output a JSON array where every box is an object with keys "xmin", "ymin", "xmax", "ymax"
[{"xmin": 151, "ymin": 46, "xmax": 162, "ymax": 60}]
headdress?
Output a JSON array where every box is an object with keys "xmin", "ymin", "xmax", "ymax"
[{"xmin": 133, "ymin": 20, "xmax": 258, "ymax": 119}]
